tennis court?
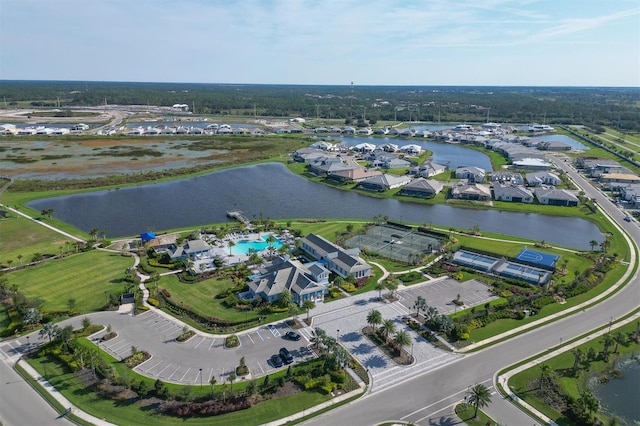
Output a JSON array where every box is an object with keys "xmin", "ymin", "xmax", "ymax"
[
  {"xmin": 452, "ymin": 250, "xmax": 500, "ymax": 271},
  {"xmin": 345, "ymin": 225, "xmax": 444, "ymax": 263},
  {"xmin": 495, "ymin": 261, "xmax": 550, "ymax": 284},
  {"xmin": 515, "ymin": 248, "xmax": 559, "ymax": 269}
]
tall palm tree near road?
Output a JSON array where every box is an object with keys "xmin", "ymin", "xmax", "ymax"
[
  {"xmin": 468, "ymin": 383, "xmax": 492, "ymax": 418},
  {"xmin": 381, "ymin": 319, "xmax": 396, "ymax": 341},
  {"xmin": 413, "ymin": 296, "xmax": 426, "ymax": 318},
  {"xmin": 209, "ymin": 377, "xmax": 217, "ymax": 400},
  {"xmin": 539, "ymin": 363, "xmax": 552, "ymax": 389},
  {"xmin": 366, "ymin": 309, "xmax": 382, "ymax": 332},
  {"xmin": 375, "ymin": 282, "xmax": 385, "ymax": 300},
  {"xmin": 392, "ymin": 330, "xmax": 411, "ymax": 355},
  {"xmin": 302, "ymin": 299, "xmax": 315, "ymax": 322}
]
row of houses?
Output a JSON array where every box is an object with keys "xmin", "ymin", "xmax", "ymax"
[{"xmin": 577, "ymin": 157, "xmax": 640, "ymax": 208}]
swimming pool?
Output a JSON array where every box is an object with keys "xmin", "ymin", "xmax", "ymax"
[{"xmin": 230, "ymin": 235, "xmax": 283, "ymax": 255}]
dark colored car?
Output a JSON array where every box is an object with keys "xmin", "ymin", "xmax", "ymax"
[
  {"xmin": 279, "ymin": 347, "xmax": 294, "ymax": 364},
  {"xmin": 270, "ymin": 354, "xmax": 284, "ymax": 368},
  {"xmin": 284, "ymin": 331, "xmax": 301, "ymax": 341}
]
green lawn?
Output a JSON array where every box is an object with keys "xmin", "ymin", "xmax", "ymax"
[
  {"xmin": 0, "ymin": 215, "xmax": 74, "ymax": 267},
  {"xmin": 6, "ymin": 250, "xmax": 134, "ymax": 313}
]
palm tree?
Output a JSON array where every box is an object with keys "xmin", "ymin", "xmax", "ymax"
[
  {"xmin": 612, "ymin": 331, "xmax": 625, "ymax": 353},
  {"xmin": 302, "ymin": 299, "xmax": 315, "ymax": 322},
  {"xmin": 571, "ymin": 348, "xmax": 584, "ymax": 375},
  {"xmin": 228, "ymin": 374, "xmax": 236, "ymax": 395},
  {"xmin": 39, "ymin": 322, "xmax": 60, "ymax": 342},
  {"xmin": 375, "ymin": 282, "xmax": 385, "ymax": 300},
  {"xmin": 311, "ymin": 327, "xmax": 327, "ymax": 349},
  {"xmin": 539, "ymin": 363, "xmax": 552, "ymax": 389},
  {"xmin": 602, "ymin": 333, "xmax": 614, "ymax": 361},
  {"xmin": 385, "ymin": 279, "xmax": 399, "ymax": 298},
  {"xmin": 227, "ymin": 240, "xmax": 236, "ymax": 256},
  {"xmin": 366, "ymin": 309, "xmax": 382, "ymax": 332},
  {"xmin": 413, "ymin": 295, "xmax": 426, "ymax": 318},
  {"xmin": 589, "ymin": 240, "xmax": 598, "ymax": 251},
  {"xmin": 90, "ymin": 228, "xmax": 99, "ymax": 242},
  {"xmin": 578, "ymin": 390, "xmax": 600, "ymax": 422},
  {"xmin": 468, "ymin": 383, "xmax": 492, "ymax": 418},
  {"xmin": 392, "ymin": 330, "xmax": 411, "ymax": 355},
  {"xmin": 17, "ymin": 254, "xmax": 23, "ymax": 266},
  {"xmin": 381, "ymin": 319, "xmax": 396, "ymax": 341},
  {"xmin": 265, "ymin": 234, "xmax": 277, "ymax": 257}
]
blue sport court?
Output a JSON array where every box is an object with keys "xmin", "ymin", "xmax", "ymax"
[{"xmin": 515, "ymin": 248, "xmax": 559, "ymax": 269}]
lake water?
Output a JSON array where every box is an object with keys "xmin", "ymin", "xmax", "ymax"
[
  {"xmin": 28, "ymin": 162, "xmax": 603, "ymax": 249},
  {"xmin": 324, "ymin": 136, "xmax": 493, "ymax": 170},
  {"xmin": 590, "ymin": 355, "xmax": 640, "ymax": 424}
]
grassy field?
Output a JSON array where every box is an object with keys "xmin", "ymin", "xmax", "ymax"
[
  {"xmin": 0, "ymin": 214, "xmax": 76, "ymax": 267},
  {"xmin": 6, "ymin": 250, "xmax": 134, "ymax": 313}
]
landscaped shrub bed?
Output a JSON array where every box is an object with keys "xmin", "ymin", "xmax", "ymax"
[{"xmin": 176, "ymin": 330, "xmax": 195, "ymax": 342}]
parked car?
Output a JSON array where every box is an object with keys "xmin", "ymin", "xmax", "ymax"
[
  {"xmin": 284, "ymin": 331, "xmax": 301, "ymax": 341},
  {"xmin": 624, "ymin": 216, "xmax": 631, "ymax": 222},
  {"xmin": 279, "ymin": 347, "xmax": 294, "ymax": 364},
  {"xmin": 270, "ymin": 354, "xmax": 284, "ymax": 368}
]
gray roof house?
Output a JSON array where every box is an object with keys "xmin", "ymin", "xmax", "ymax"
[
  {"xmin": 490, "ymin": 171, "xmax": 523, "ymax": 185},
  {"xmin": 400, "ymin": 178, "xmax": 444, "ymax": 198},
  {"xmin": 451, "ymin": 183, "xmax": 492, "ymax": 201},
  {"xmin": 526, "ymin": 171, "xmax": 561, "ymax": 186},
  {"xmin": 492, "ymin": 184, "xmax": 534, "ymax": 203},
  {"xmin": 620, "ymin": 184, "xmax": 640, "ymax": 208},
  {"xmin": 534, "ymin": 188, "xmax": 579, "ymax": 206},
  {"xmin": 455, "ymin": 166, "xmax": 486, "ymax": 182},
  {"xmin": 411, "ymin": 161, "xmax": 448, "ymax": 178},
  {"xmin": 308, "ymin": 158, "xmax": 355, "ymax": 176},
  {"xmin": 300, "ymin": 234, "xmax": 372, "ymax": 281},
  {"xmin": 356, "ymin": 174, "xmax": 412, "ymax": 192},
  {"xmin": 247, "ymin": 256, "xmax": 329, "ymax": 306}
]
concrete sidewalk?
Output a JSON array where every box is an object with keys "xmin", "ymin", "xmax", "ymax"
[{"xmin": 17, "ymin": 359, "xmax": 116, "ymax": 426}]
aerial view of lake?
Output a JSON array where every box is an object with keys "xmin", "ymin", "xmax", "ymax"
[
  {"xmin": 28, "ymin": 162, "xmax": 603, "ymax": 249},
  {"xmin": 325, "ymin": 136, "xmax": 493, "ymax": 171},
  {"xmin": 590, "ymin": 355, "xmax": 640, "ymax": 424}
]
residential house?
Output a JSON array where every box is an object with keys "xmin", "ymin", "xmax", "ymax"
[
  {"xmin": 599, "ymin": 173, "xmax": 640, "ymax": 186},
  {"xmin": 300, "ymin": 234, "xmax": 372, "ymax": 282},
  {"xmin": 455, "ymin": 166, "xmax": 486, "ymax": 183},
  {"xmin": 399, "ymin": 144, "xmax": 423, "ymax": 155},
  {"xmin": 534, "ymin": 188, "xmax": 579, "ymax": 206},
  {"xmin": 525, "ymin": 171, "xmax": 561, "ymax": 187},
  {"xmin": 247, "ymin": 256, "xmax": 329, "ymax": 306},
  {"xmin": 490, "ymin": 171, "xmax": 523, "ymax": 185},
  {"xmin": 399, "ymin": 178, "xmax": 444, "ymax": 198},
  {"xmin": 356, "ymin": 174, "xmax": 412, "ymax": 192},
  {"xmin": 620, "ymin": 184, "xmax": 640, "ymax": 208},
  {"xmin": 411, "ymin": 161, "xmax": 448, "ymax": 178},
  {"xmin": 451, "ymin": 183, "xmax": 492, "ymax": 201},
  {"xmin": 308, "ymin": 158, "xmax": 355, "ymax": 176},
  {"xmin": 511, "ymin": 158, "xmax": 552, "ymax": 170},
  {"xmin": 328, "ymin": 167, "xmax": 382, "ymax": 183},
  {"xmin": 492, "ymin": 184, "xmax": 534, "ymax": 203}
]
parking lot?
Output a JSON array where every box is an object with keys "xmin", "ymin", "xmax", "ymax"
[
  {"xmin": 94, "ymin": 310, "xmax": 316, "ymax": 385},
  {"xmin": 397, "ymin": 277, "xmax": 497, "ymax": 314}
]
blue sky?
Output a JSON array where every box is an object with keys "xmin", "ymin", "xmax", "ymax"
[{"xmin": 2, "ymin": 0, "xmax": 639, "ymax": 86}]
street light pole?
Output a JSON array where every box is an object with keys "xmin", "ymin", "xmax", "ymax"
[
  {"xmin": 26, "ymin": 335, "xmax": 30, "ymax": 354},
  {"xmin": 336, "ymin": 329, "xmax": 340, "ymax": 341},
  {"xmin": 199, "ymin": 368, "xmax": 203, "ymax": 390}
]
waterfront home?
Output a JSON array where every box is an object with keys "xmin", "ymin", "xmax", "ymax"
[
  {"xmin": 525, "ymin": 171, "xmax": 561, "ymax": 187},
  {"xmin": 342, "ymin": 126, "xmax": 356, "ymax": 134},
  {"xmin": 490, "ymin": 171, "xmax": 524, "ymax": 185},
  {"xmin": 399, "ymin": 144, "xmax": 423, "ymax": 155},
  {"xmin": 411, "ymin": 160, "xmax": 447, "ymax": 178},
  {"xmin": 247, "ymin": 256, "xmax": 329, "ymax": 306},
  {"xmin": 451, "ymin": 183, "xmax": 492, "ymax": 201},
  {"xmin": 328, "ymin": 167, "xmax": 382, "ymax": 183},
  {"xmin": 455, "ymin": 166, "xmax": 486, "ymax": 182},
  {"xmin": 300, "ymin": 234, "xmax": 372, "ymax": 283},
  {"xmin": 308, "ymin": 158, "xmax": 354, "ymax": 176},
  {"xmin": 511, "ymin": 157, "xmax": 552, "ymax": 170},
  {"xmin": 534, "ymin": 188, "xmax": 579, "ymax": 206},
  {"xmin": 356, "ymin": 173, "xmax": 412, "ymax": 192},
  {"xmin": 492, "ymin": 184, "xmax": 534, "ymax": 203},
  {"xmin": 399, "ymin": 178, "xmax": 444, "ymax": 198}
]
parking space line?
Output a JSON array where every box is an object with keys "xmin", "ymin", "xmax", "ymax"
[
  {"xmin": 193, "ymin": 337, "xmax": 206, "ymax": 349},
  {"xmin": 246, "ymin": 334, "xmax": 255, "ymax": 344},
  {"xmin": 255, "ymin": 360, "xmax": 265, "ymax": 375},
  {"xmin": 145, "ymin": 360, "xmax": 164, "ymax": 372},
  {"xmin": 255, "ymin": 330, "xmax": 265, "ymax": 341},
  {"xmin": 208, "ymin": 339, "xmax": 216, "ymax": 351},
  {"xmin": 157, "ymin": 363, "xmax": 174, "ymax": 376},
  {"xmin": 179, "ymin": 367, "xmax": 191, "ymax": 382},
  {"xmin": 168, "ymin": 365, "xmax": 181, "ymax": 379}
]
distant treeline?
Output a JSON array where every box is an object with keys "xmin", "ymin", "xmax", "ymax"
[{"xmin": 1, "ymin": 80, "xmax": 639, "ymax": 131}]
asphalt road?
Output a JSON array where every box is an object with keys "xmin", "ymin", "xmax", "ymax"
[
  {"xmin": 305, "ymin": 156, "xmax": 640, "ymax": 425},
  {"xmin": 0, "ymin": 341, "xmax": 74, "ymax": 426}
]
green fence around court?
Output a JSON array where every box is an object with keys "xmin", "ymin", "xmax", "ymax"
[{"xmin": 345, "ymin": 225, "xmax": 444, "ymax": 263}]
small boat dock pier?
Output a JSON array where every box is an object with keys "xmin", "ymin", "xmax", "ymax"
[{"xmin": 226, "ymin": 210, "xmax": 251, "ymax": 226}]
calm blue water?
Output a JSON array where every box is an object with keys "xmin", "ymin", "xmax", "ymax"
[
  {"xmin": 325, "ymin": 136, "xmax": 492, "ymax": 170},
  {"xmin": 27, "ymin": 162, "xmax": 603, "ymax": 250},
  {"xmin": 231, "ymin": 236, "xmax": 283, "ymax": 255},
  {"xmin": 590, "ymin": 355, "xmax": 640, "ymax": 424}
]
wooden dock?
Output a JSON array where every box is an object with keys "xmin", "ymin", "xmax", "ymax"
[{"xmin": 226, "ymin": 210, "xmax": 250, "ymax": 226}]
